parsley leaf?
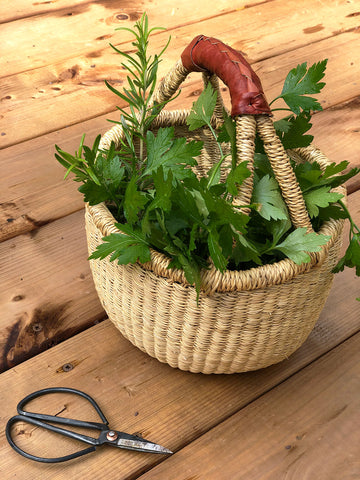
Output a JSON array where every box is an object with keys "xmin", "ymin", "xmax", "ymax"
[
  {"xmin": 123, "ymin": 175, "xmax": 148, "ymax": 224},
  {"xmin": 274, "ymin": 228, "xmax": 330, "ymax": 264},
  {"xmin": 226, "ymin": 161, "xmax": 251, "ymax": 196},
  {"xmin": 145, "ymin": 128, "xmax": 202, "ymax": 180},
  {"xmin": 78, "ymin": 181, "xmax": 110, "ymax": 205},
  {"xmin": 252, "ymin": 175, "xmax": 289, "ymax": 221},
  {"xmin": 217, "ymin": 112, "xmax": 237, "ymax": 169},
  {"xmin": 279, "ymin": 60, "xmax": 327, "ymax": 114},
  {"xmin": 187, "ymin": 82, "xmax": 217, "ymax": 131},
  {"xmin": 89, "ymin": 224, "xmax": 151, "ymax": 264},
  {"xmin": 333, "ymin": 233, "xmax": 360, "ymax": 276},
  {"xmin": 274, "ymin": 112, "xmax": 313, "ymax": 149},
  {"xmin": 303, "ymin": 186, "xmax": 344, "ymax": 218},
  {"xmin": 207, "ymin": 228, "xmax": 228, "ymax": 272}
]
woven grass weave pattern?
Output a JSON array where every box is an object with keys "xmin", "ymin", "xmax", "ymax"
[{"xmin": 85, "ymin": 60, "xmax": 345, "ymax": 373}]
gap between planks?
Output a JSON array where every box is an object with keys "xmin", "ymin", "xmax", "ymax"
[
  {"xmin": 1, "ymin": 0, "xmax": 360, "ymax": 147},
  {"xmin": 0, "ymin": 190, "xmax": 359, "ymax": 372},
  {"xmin": 137, "ymin": 330, "xmax": 360, "ymax": 480},
  {"xmin": 1, "ymin": 283, "xmax": 360, "ymax": 480},
  {"xmin": 1, "ymin": 98, "xmax": 359, "ymax": 243}
]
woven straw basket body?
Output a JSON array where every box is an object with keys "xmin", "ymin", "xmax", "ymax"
[{"xmin": 85, "ymin": 38, "xmax": 345, "ymax": 374}]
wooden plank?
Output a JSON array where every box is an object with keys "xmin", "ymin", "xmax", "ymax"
[
  {"xmin": 1, "ymin": 0, "xmax": 358, "ymax": 78},
  {"xmin": 2, "ymin": 29, "xmax": 360, "ymax": 148},
  {"xmin": 0, "ymin": 0, "xmax": 114, "ymax": 23},
  {"xmin": 138, "ymin": 332, "xmax": 360, "ymax": 480},
  {"xmin": 0, "ymin": 117, "xmax": 100, "ymax": 242},
  {"xmin": 0, "ymin": 210, "xmax": 105, "ymax": 373},
  {"xmin": 0, "ymin": 187, "xmax": 359, "ymax": 372},
  {"xmin": 0, "ymin": 0, "xmax": 269, "ymax": 24},
  {"xmin": 311, "ymin": 98, "xmax": 360, "ymax": 194},
  {"xmin": 0, "ymin": 0, "xmax": 242, "ymax": 77},
  {"xmin": 1, "ymin": 0, "xmax": 360, "ymax": 147},
  {"xmin": 1, "ymin": 94, "xmax": 359, "ymax": 243},
  {"xmin": 1, "ymin": 269, "xmax": 360, "ymax": 479}
]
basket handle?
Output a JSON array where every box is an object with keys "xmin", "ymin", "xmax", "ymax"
[
  {"xmin": 181, "ymin": 35, "xmax": 271, "ymax": 116},
  {"xmin": 152, "ymin": 36, "xmax": 313, "ymax": 231}
]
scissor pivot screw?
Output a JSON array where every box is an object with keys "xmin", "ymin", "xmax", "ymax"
[{"xmin": 106, "ymin": 431, "xmax": 118, "ymax": 441}]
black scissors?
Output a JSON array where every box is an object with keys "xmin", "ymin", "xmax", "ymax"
[{"xmin": 5, "ymin": 387, "xmax": 172, "ymax": 463}]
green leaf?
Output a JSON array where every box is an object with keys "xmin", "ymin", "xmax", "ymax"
[
  {"xmin": 200, "ymin": 184, "xmax": 249, "ymax": 233},
  {"xmin": 141, "ymin": 168, "xmax": 173, "ymax": 234},
  {"xmin": 275, "ymin": 112, "xmax": 313, "ymax": 149},
  {"xmin": 232, "ymin": 233, "xmax": 262, "ymax": 266},
  {"xmin": 151, "ymin": 167, "xmax": 173, "ymax": 212},
  {"xmin": 226, "ymin": 161, "xmax": 251, "ymax": 196},
  {"xmin": 96, "ymin": 153, "xmax": 125, "ymax": 192},
  {"xmin": 294, "ymin": 160, "xmax": 360, "ymax": 193},
  {"xmin": 303, "ymin": 186, "xmax": 344, "ymax": 218},
  {"xmin": 177, "ymin": 254, "xmax": 202, "ymax": 298},
  {"xmin": 124, "ymin": 175, "xmax": 148, "ymax": 224},
  {"xmin": 280, "ymin": 60, "xmax": 327, "ymax": 114},
  {"xmin": 217, "ymin": 112, "xmax": 237, "ymax": 169},
  {"xmin": 322, "ymin": 160, "xmax": 350, "ymax": 178},
  {"xmin": 316, "ymin": 204, "xmax": 348, "ymax": 222},
  {"xmin": 187, "ymin": 82, "xmax": 217, "ymax": 131},
  {"xmin": 207, "ymin": 228, "xmax": 228, "ymax": 272},
  {"xmin": 146, "ymin": 127, "xmax": 173, "ymax": 171},
  {"xmin": 274, "ymin": 228, "xmax": 330, "ymax": 264},
  {"xmin": 78, "ymin": 181, "xmax": 109, "ymax": 205},
  {"xmin": 333, "ymin": 233, "xmax": 360, "ymax": 276},
  {"xmin": 252, "ymin": 175, "xmax": 289, "ymax": 221},
  {"xmin": 145, "ymin": 128, "xmax": 202, "ymax": 180},
  {"xmin": 89, "ymin": 228, "xmax": 151, "ymax": 265},
  {"xmin": 268, "ymin": 218, "xmax": 292, "ymax": 245}
]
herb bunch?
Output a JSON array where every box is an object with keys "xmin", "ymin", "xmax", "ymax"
[{"xmin": 55, "ymin": 14, "xmax": 360, "ymax": 297}]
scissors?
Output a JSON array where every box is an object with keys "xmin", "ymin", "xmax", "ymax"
[{"xmin": 5, "ymin": 387, "xmax": 172, "ymax": 463}]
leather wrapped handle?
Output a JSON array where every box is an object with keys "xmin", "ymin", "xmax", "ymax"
[{"xmin": 181, "ymin": 35, "xmax": 271, "ymax": 117}]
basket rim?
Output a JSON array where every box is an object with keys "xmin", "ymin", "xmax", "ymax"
[
  {"xmin": 86, "ymin": 200, "xmax": 344, "ymax": 296},
  {"xmin": 88, "ymin": 113, "xmax": 346, "ymax": 294}
]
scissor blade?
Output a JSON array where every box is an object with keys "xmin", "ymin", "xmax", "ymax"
[{"xmin": 115, "ymin": 432, "xmax": 172, "ymax": 454}]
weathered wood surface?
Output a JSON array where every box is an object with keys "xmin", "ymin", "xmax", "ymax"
[
  {"xmin": 1, "ymin": 297, "xmax": 360, "ymax": 479},
  {"xmin": 1, "ymin": 101, "xmax": 360, "ymax": 243},
  {"xmin": 0, "ymin": 210, "xmax": 105, "ymax": 372},
  {"xmin": 1, "ymin": 0, "xmax": 360, "ymax": 478},
  {"xmin": 2, "ymin": 0, "xmax": 360, "ymax": 148},
  {"xmin": 138, "ymin": 331, "xmax": 360, "ymax": 480}
]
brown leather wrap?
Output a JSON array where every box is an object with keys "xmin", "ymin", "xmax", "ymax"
[{"xmin": 181, "ymin": 35, "xmax": 271, "ymax": 116}]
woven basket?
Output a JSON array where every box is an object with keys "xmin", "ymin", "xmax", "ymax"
[{"xmin": 85, "ymin": 36, "xmax": 345, "ymax": 374}]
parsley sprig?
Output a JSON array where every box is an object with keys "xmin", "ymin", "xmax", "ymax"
[{"xmin": 55, "ymin": 14, "xmax": 360, "ymax": 298}]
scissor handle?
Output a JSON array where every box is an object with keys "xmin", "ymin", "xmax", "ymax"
[
  {"xmin": 6, "ymin": 415, "xmax": 96, "ymax": 463},
  {"xmin": 17, "ymin": 387, "xmax": 109, "ymax": 427},
  {"xmin": 6, "ymin": 387, "xmax": 109, "ymax": 463}
]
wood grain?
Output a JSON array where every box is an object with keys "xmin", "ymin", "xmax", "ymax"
[
  {"xmin": 1, "ymin": 1, "xmax": 360, "ymax": 478},
  {"xmin": 138, "ymin": 331, "xmax": 360, "ymax": 480},
  {"xmin": 0, "ymin": 0, "xmax": 244, "ymax": 77},
  {"xmin": 2, "ymin": 0, "xmax": 357, "ymax": 78},
  {"xmin": 1, "ymin": 96, "xmax": 359, "ymax": 243},
  {"xmin": 0, "ymin": 0, "xmax": 269, "ymax": 24},
  {"xmin": 2, "ymin": 0, "xmax": 360, "ymax": 147},
  {"xmin": 1, "ymin": 274, "xmax": 360, "ymax": 480},
  {"xmin": 0, "ymin": 188, "xmax": 359, "ymax": 372},
  {"xmin": 0, "ymin": 210, "xmax": 105, "ymax": 372}
]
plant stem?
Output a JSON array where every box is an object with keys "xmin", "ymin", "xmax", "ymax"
[
  {"xmin": 271, "ymin": 107, "xmax": 293, "ymax": 113},
  {"xmin": 338, "ymin": 199, "xmax": 360, "ymax": 237},
  {"xmin": 206, "ymin": 122, "xmax": 228, "ymax": 188}
]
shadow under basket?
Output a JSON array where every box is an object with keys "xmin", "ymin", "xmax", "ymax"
[{"xmin": 84, "ymin": 36, "xmax": 345, "ymax": 374}]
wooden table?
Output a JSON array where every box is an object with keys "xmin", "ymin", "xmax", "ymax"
[{"xmin": 1, "ymin": 1, "xmax": 360, "ymax": 478}]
